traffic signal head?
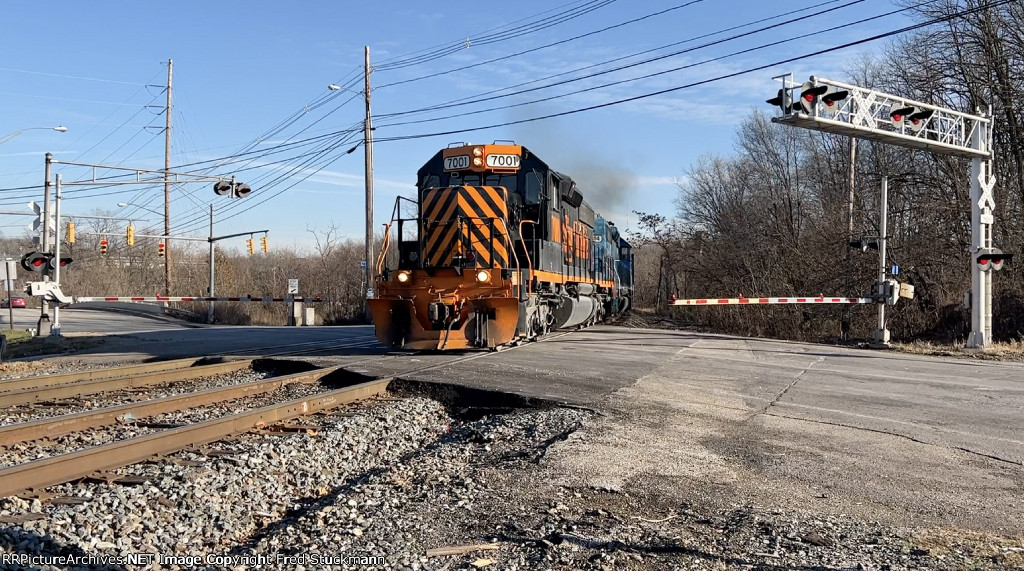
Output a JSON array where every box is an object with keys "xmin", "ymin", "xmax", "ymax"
[
  {"xmin": 848, "ymin": 238, "xmax": 878, "ymax": 253},
  {"xmin": 766, "ymin": 88, "xmax": 792, "ymax": 113},
  {"xmin": 246, "ymin": 238, "xmax": 254, "ymax": 254},
  {"xmin": 797, "ymin": 81, "xmax": 828, "ymax": 114},
  {"xmin": 158, "ymin": 242, "xmax": 165, "ymax": 257},
  {"xmin": 66, "ymin": 221, "xmax": 75, "ymax": 244},
  {"xmin": 100, "ymin": 238, "xmax": 108, "ymax": 255},
  {"xmin": 126, "ymin": 225, "xmax": 135, "ymax": 247},
  {"xmin": 260, "ymin": 235, "xmax": 268, "ymax": 252},
  {"xmin": 977, "ymin": 249, "xmax": 1012, "ymax": 271},
  {"xmin": 46, "ymin": 257, "xmax": 72, "ymax": 272},
  {"xmin": 20, "ymin": 252, "xmax": 48, "ymax": 272},
  {"xmin": 213, "ymin": 180, "xmax": 251, "ymax": 198},
  {"xmin": 907, "ymin": 108, "xmax": 934, "ymax": 133},
  {"xmin": 820, "ymin": 86, "xmax": 849, "ymax": 115},
  {"xmin": 213, "ymin": 181, "xmax": 232, "ymax": 196},
  {"xmin": 889, "ymin": 104, "xmax": 915, "ymax": 128}
]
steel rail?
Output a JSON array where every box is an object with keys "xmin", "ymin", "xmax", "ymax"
[
  {"xmin": 0, "ymin": 357, "xmax": 241, "ymax": 393},
  {"xmin": 0, "ymin": 360, "xmax": 253, "ymax": 408},
  {"xmin": 0, "ymin": 366, "xmax": 343, "ymax": 447},
  {"xmin": 0, "ymin": 378, "xmax": 390, "ymax": 497}
]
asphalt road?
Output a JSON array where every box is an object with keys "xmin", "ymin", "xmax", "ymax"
[
  {"xmin": 322, "ymin": 326, "xmax": 1024, "ymax": 534},
  {"xmin": 0, "ymin": 306, "xmax": 192, "ymax": 335}
]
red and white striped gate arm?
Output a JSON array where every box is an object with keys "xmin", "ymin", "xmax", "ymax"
[
  {"xmin": 669, "ymin": 295, "xmax": 874, "ymax": 306},
  {"xmin": 73, "ymin": 295, "xmax": 322, "ymax": 303}
]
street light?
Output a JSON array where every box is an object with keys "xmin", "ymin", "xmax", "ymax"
[
  {"xmin": 117, "ymin": 202, "xmax": 162, "ymax": 218},
  {"xmin": 0, "ymin": 126, "xmax": 68, "ymax": 146}
]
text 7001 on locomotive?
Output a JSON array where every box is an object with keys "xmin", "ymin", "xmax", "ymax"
[{"xmin": 369, "ymin": 142, "xmax": 633, "ymax": 350}]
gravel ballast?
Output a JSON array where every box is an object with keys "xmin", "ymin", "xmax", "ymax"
[{"xmin": 0, "ymin": 389, "xmax": 1020, "ymax": 570}]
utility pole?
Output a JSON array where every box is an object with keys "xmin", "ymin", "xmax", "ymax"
[
  {"xmin": 363, "ymin": 45, "xmax": 375, "ymax": 320},
  {"xmin": 163, "ymin": 58, "xmax": 173, "ymax": 296},
  {"xmin": 842, "ymin": 138, "xmax": 857, "ymax": 341}
]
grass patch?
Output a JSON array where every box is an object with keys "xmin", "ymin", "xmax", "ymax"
[
  {"xmin": 891, "ymin": 339, "xmax": 1024, "ymax": 361},
  {"xmin": 1, "ymin": 330, "xmax": 104, "ymax": 360}
]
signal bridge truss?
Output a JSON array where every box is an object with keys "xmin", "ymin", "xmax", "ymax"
[
  {"xmin": 772, "ymin": 76, "xmax": 990, "ymax": 158},
  {"xmin": 768, "ymin": 74, "xmax": 997, "ymax": 348}
]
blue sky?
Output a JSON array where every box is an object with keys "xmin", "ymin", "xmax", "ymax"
[{"xmin": 0, "ymin": 0, "xmax": 897, "ymax": 254}]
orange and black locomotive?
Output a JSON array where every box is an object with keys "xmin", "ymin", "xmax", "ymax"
[{"xmin": 369, "ymin": 142, "xmax": 633, "ymax": 350}]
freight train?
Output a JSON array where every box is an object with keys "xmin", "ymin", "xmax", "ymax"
[{"xmin": 369, "ymin": 142, "xmax": 633, "ymax": 350}]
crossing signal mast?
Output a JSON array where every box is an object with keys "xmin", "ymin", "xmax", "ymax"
[{"xmin": 767, "ymin": 73, "xmax": 1003, "ymax": 348}]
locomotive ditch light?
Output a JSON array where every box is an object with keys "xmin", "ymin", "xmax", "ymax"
[
  {"xmin": 475, "ymin": 270, "xmax": 490, "ymax": 283},
  {"xmin": 397, "ymin": 270, "xmax": 411, "ymax": 283}
]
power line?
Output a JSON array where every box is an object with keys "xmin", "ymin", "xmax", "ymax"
[
  {"xmin": 376, "ymin": 0, "xmax": 873, "ymax": 130},
  {"xmin": 375, "ymin": 0, "xmax": 858, "ymax": 121},
  {"xmin": 373, "ymin": 0, "xmax": 1012, "ymax": 144},
  {"xmin": 374, "ymin": 0, "xmax": 617, "ymax": 71},
  {"xmin": 376, "ymin": 0, "xmax": 707, "ymax": 90}
]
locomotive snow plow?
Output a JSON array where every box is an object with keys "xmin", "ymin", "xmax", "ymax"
[{"xmin": 368, "ymin": 269, "xmax": 520, "ymax": 350}]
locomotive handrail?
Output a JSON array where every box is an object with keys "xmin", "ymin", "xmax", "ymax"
[
  {"xmin": 517, "ymin": 219, "xmax": 537, "ymax": 296},
  {"xmin": 497, "ymin": 218, "xmax": 524, "ymax": 300},
  {"xmin": 376, "ymin": 221, "xmax": 393, "ymax": 278}
]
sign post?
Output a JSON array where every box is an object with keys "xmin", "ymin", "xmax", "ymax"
[{"xmin": 4, "ymin": 261, "xmax": 15, "ymax": 330}]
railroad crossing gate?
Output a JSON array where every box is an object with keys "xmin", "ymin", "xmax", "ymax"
[{"xmin": 767, "ymin": 74, "xmax": 998, "ymax": 348}]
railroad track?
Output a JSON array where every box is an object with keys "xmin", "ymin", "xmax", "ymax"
[{"xmin": 0, "ymin": 331, "xmax": 568, "ymax": 499}]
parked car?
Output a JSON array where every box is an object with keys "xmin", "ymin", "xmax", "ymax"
[{"xmin": 0, "ymin": 297, "xmax": 26, "ymax": 308}]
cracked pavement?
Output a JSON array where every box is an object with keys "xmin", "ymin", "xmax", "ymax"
[{"xmin": 350, "ymin": 325, "xmax": 1024, "ymax": 538}]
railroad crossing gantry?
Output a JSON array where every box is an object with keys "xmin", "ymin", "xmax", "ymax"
[{"xmin": 765, "ymin": 74, "xmax": 1003, "ymax": 349}]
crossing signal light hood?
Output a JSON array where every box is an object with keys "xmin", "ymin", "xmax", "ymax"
[
  {"xmin": 20, "ymin": 252, "xmax": 48, "ymax": 272},
  {"xmin": 797, "ymin": 81, "xmax": 828, "ymax": 114}
]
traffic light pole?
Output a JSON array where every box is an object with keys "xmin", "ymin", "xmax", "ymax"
[{"xmin": 871, "ymin": 177, "xmax": 889, "ymax": 348}]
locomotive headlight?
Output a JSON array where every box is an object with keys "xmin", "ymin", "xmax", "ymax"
[
  {"xmin": 472, "ymin": 147, "xmax": 483, "ymax": 157},
  {"xmin": 397, "ymin": 271, "xmax": 411, "ymax": 283},
  {"xmin": 473, "ymin": 157, "xmax": 482, "ymax": 166},
  {"xmin": 475, "ymin": 270, "xmax": 490, "ymax": 283}
]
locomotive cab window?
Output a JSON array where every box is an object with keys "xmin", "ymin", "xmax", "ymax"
[
  {"xmin": 524, "ymin": 170, "xmax": 544, "ymax": 204},
  {"xmin": 484, "ymin": 173, "xmax": 517, "ymax": 192},
  {"xmin": 459, "ymin": 173, "xmax": 481, "ymax": 186},
  {"xmin": 548, "ymin": 174, "xmax": 561, "ymax": 210},
  {"xmin": 420, "ymin": 174, "xmax": 440, "ymax": 191}
]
